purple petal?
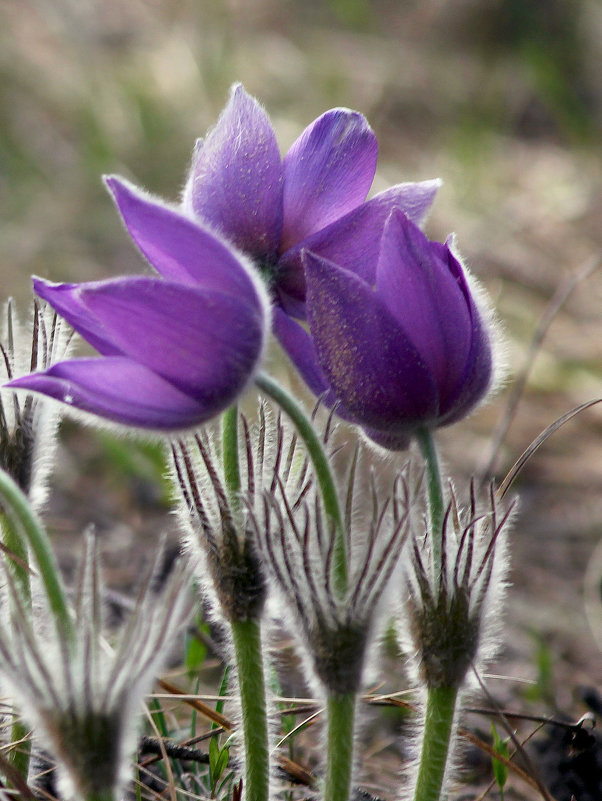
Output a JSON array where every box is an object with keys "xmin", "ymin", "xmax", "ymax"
[
  {"xmin": 272, "ymin": 308, "xmax": 334, "ymax": 401},
  {"xmin": 278, "ymin": 179, "xmax": 441, "ymax": 305},
  {"xmin": 376, "ymin": 210, "xmax": 473, "ymax": 404},
  {"xmin": 432, "ymin": 247, "xmax": 493, "ymax": 423},
  {"xmin": 362, "ymin": 427, "xmax": 411, "ymax": 451},
  {"xmin": 105, "ymin": 176, "xmax": 261, "ymax": 300},
  {"xmin": 184, "ymin": 84, "xmax": 283, "ymax": 260},
  {"xmin": 304, "ymin": 251, "xmax": 438, "ymax": 430},
  {"xmin": 281, "ymin": 109, "xmax": 377, "ymax": 250},
  {"xmin": 34, "ymin": 277, "xmax": 123, "ymax": 357},
  {"xmin": 7, "ymin": 358, "xmax": 227, "ymax": 430},
  {"xmin": 74, "ymin": 277, "xmax": 265, "ymax": 400}
]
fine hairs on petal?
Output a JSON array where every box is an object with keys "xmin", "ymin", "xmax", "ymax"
[
  {"xmin": 445, "ymin": 235, "xmax": 511, "ymax": 404},
  {"xmin": 0, "ymin": 533, "xmax": 193, "ymax": 801}
]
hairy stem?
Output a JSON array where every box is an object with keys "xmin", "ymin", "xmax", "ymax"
[
  {"xmin": 0, "ymin": 469, "xmax": 73, "ymax": 642},
  {"xmin": 412, "ymin": 686, "xmax": 458, "ymax": 801},
  {"xmin": 230, "ymin": 619, "xmax": 270, "ymax": 801},
  {"xmin": 416, "ymin": 428, "xmax": 444, "ymax": 579},
  {"xmin": 255, "ymin": 372, "xmax": 347, "ymax": 597},
  {"xmin": 222, "ymin": 405, "xmax": 241, "ymax": 518},
  {"xmin": 0, "ymin": 512, "xmax": 32, "ymax": 780},
  {"xmin": 324, "ymin": 692, "xmax": 356, "ymax": 801}
]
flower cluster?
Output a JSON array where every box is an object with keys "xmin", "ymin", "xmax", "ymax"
[{"xmin": 5, "ymin": 84, "xmax": 495, "ymax": 446}]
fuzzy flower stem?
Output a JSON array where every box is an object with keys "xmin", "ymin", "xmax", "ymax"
[
  {"xmin": 0, "ymin": 469, "xmax": 74, "ymax": 643},
  {"xmin": 255, "ymin": 372, "xmax": 347, "ymax": 596},
  {"xmin": 230, "ymin": 618, "xmax": 270, "ymax": 801},
  {"xmin": 416, "ymin": 428, "xmax": 444, "ymax": 578},
  {"xmin": 222, "ymin": 405, "xmax": 242, "ymax": 517},
  {"xmin": 325, "ymin": 692, "xmax": 356, "ymax": 801},
  {"xmin": 0, "ymin": 513, "xmax": 32, "ymax": 780},
  {"xmin": 221, "ymin": 408, "xmax": 269, "ymax": 801},
  {"xmin": 412, "ymin": 686, "xmax": 458, "ymax": 801}
]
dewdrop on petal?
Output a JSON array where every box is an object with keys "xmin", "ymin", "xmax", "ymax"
[{"xmin": 0, "ymin": 535, "xmax": 193, "ymax": 801}]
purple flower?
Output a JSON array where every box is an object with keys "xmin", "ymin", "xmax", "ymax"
[
  {"xmin": 276, "ymin": 209, "xmax": 494, "ymax": 449},
  {"xmin": 182, "ymin": 83, "xmax": 441, "ymax": 319},
  {"xmin": 7, "ymin": 180, "xmax": 271, "ymax": 431}
]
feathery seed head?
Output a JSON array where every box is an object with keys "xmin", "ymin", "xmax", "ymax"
[
  {"xmin": 401, "ymin": 482, "xmax": 514, "ymax": 691},
  {"xmin": 0, "ymin": 535, "xmax": 193, "ymax": 801},
  {"xmin": 250, "ymin": 436, "xmax": 411, "ymax": 695},
  {"xmin": 0, "ymin": 299, "xmax": 72, "ymax": 506}
]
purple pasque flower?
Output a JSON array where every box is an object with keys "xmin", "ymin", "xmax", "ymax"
[
  {"xmin": 182, "ymin": 83, "xmax": 441, "ymax": 318},
  {"xmin": 276, "ymin": 209, "xmax": 494, "ymax": 450},
  {"xmin": 7, "ymin": 179, "xmax": 271, "ymax": 431}
]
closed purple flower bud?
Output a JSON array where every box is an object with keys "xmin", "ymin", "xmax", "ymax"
[
  {"xmin": 6, "ymin": 179, "xmax": 271, "ymax": 432},
  {"xmin": 279, "ymin": 209, "xmax": 496, "ymax": 449}
]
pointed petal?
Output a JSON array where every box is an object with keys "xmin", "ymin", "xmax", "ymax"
[
  {"xmin": 33, "ymin": 277, "xmax": 123, "ymax": 357},
  {"xmin": 185, "ymin": 84, "xmax": 283, "ymax": 259},
  {"xmin": 278, "ymin": 180, "xmax": 441, "ymax": 304},
  {"xmin": 105, "ymin": 176, "xmax": 261, "ymax": 299},
  {"xmin": 74, "ymin": 277, "xmax": 265, "ymax": 399},
  {"xmin": 7, "ymin": 358, "xmax": 226, "ymax": 430},
  {"xmin": 281, "ymin": 109, "xmax": 377, "ymax": 250},
  {"xmin": 376, "ymin": 210, "xmax": 473, "ymax": 403},
  {"xmin": 434, "ymin": 247, "xmax": 493, "ymax": 423},
  {"xmin": 304, "ymin": 252, "xmax": 438, "ymax": 430}
]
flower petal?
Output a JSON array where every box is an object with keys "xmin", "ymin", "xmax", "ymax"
[
  {"xmin": 184, "ymin": 84, "xmax": 283, "ymax": 260},
  {"xmin": 105, "ymin": 176, "xmax": 261, "ymax": 300},
  {"xmin": 433, "ymin": 245, "xmax": 493, "ymax": 423},
  {"xmin": 73, "ymin": 277, "xmax": 265, "ymax": 400},
  {"xmin": 278, "ymin": 180, "xmax": 441, "ymax": 307},
  {"xmin": 272, "ymin": 308, "xmax": 334, "ymax": 401},
  {"xmin": 7, "ymin": 358, "xmax": 223, "ymax": 430},
  {"xmin": 34, "ymin": 277, "xmax": 123, "ymax": 357},
  {"xmin": 304, "ymin": 251, "xmax": 438, "ymax": 431},
  {"xmin": 281, "ymin": 109, "xmax": 377, "ymax": 250},
  {"xmin": 376, "ymin": 210, "xmax": 473, "ymax": 404}
]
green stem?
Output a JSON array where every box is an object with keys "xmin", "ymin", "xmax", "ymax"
[
  {"xmin": 255, "ymin": 372, "xmax": 347, "ymax": 597},
  {"xmin": 412, "ymin": 686, "xmax": 458, "ymax": 801},
  {"xmin": 0, "ymin": 512, "xmax": 32, "ymax": 780},
  {"xmin": 230, "ymin": 618, "xmax": 270, "ymax": 801},
  {"xmin": 324, "ymin": 692, "xmax": 356, "ymax": 801},
  {"xmin": 222, "ymin": 405, "xmax": 241, "ymax": 517},
  {"xmin": 0, "ymin": 469, "xmax": 74, "ymax": 643},
  {"xmin": 416, "ymin": 428, "xmax": 445, "ymax": 579}
]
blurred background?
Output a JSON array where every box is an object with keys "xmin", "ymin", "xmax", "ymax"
[{"xmin": 1, "ymin": 0, "xmax": 602, "ymax": 796}]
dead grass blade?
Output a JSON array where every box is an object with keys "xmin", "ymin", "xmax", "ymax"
[
  {"xmin": 497, "ymin": 397, "xmax": 602, "ymax": 500},
  {"xmin": 480, "ymin": 255, "xmax": 601, "ymax": 483}
]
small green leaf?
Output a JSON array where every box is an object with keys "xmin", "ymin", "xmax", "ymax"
[
  {"xmin": 215, "ymin": 745, "xmax": 230, "ymax": 780},
  {"xmin": 185, "ymin": 632, "xmax": 207, "ymax": 677},
  {"xmin": 491, "ymin": 723, "xmax": 510, "ymax": 796},
  {"xmin": 209, "ymin": 736, "xmax": 219, "ymax": 769}
]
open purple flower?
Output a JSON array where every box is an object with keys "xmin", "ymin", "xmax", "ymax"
[
  {"xmin": 7, "ymin": 180, "xmax": 270, "ymax": 431},
  {"xmin": 182, "ymin": 83, "xmax": 441, "ymax": 319},
  {"xmin": 277, "ymin": 209, "xmax": 494, "ymax": 449}
]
